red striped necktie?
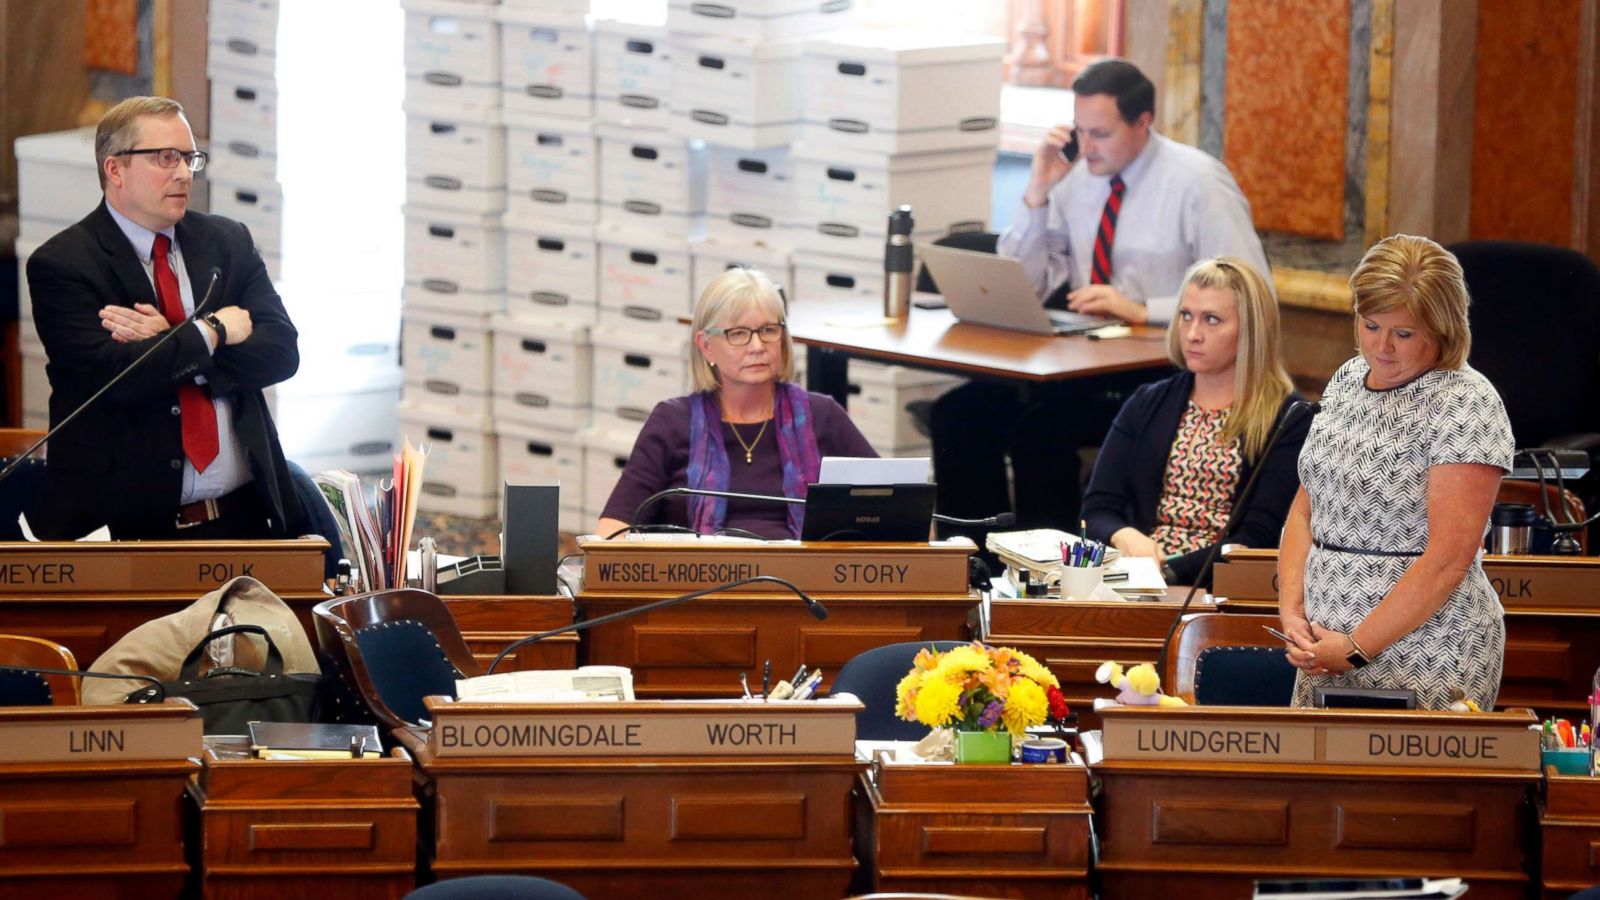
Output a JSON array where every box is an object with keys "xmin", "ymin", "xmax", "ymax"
[
  {"xmin": 1090, "ymin": 174, "xmax": 1126, "ymax": 285},
  {"xmin": 151, "ymin": 233, "xmax": 220, "ymax": 473}
]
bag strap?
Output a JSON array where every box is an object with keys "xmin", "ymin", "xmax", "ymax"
[{"xmin": 179, "ymin": 623, "xmax": 285, "ymax": 678}]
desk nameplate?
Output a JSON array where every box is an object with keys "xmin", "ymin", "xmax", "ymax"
[
  {"xmin": 1099, "ymin": 707, "xmax": 1539, "ymax": 771},
  {"xmin": 0, "ymin": 700, "xmax": 202, "ymax": 763},
  {"xmin": 426, "ymin": 696, "xmax": 862, "ymax": 758},
  {"xmin": 578, "ymin": 538, "xmax": 973, "ymax": 594},
  {"xmin": 1214, "ymin": 548, "xmax": 1600, "ymax": 610},
  {"xmin": 0, "ymin": 539, "xmax": 328, "ymax": 595}
]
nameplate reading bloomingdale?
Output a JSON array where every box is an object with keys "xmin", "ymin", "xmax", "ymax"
[
  {"xmin": 1098, "ymin": 706, "xmax": 1539, "ymax": 771},
  {"xmin": 577, "ymin": 537, "xmax": 973, "ymax": 594},
  {"xmin": 0, "ymin": 700, "xmax": 203, "ymax": 764},
  {"xmin": 0, "ymin": 539, "xmax": 327, "ymax": 595},
  {"xmin": 426, "ymin": 697, "xmax": 861, "ymax": 758}
]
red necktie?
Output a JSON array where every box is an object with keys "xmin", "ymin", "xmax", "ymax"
[
  {"xmin": 152, "ymin": 234, "xmax": 219, "ymax": 473},
  {"xmin": 1090, "ymin": 174, "xmax": 1126, "ymax": 285}
]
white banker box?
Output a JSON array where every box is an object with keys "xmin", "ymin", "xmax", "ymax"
[
  {"xmin": 14, "ymin": 128, "xmax": 101, "ymax": 242},
  {"xmin": 403, "ymin": 0, "xmax": 503, "ymax": 113},
  {"xmin": 590, "ymin": 324, "xmax": 690, "ymax": 429},
  {"xmin": 400, "ymin": 404, "xmax": 499, "ymax": 518},
  {"xmin": 207, "ymin": 0, "xmax": 280, "ymax": 78},
  {"xmin": 405, "ymin": 105, "xmax": 508, "ymax": 215},
  {"xmin": 689, "ymin": 237, "xmax": 793, "ymax": 307},
  {"xmin": 791, "ymin": 250, "xmax": 884, "ymax": 304},
  {"xmin": 593, "ymin": 19, "xmax": 673, "ymax": 130},
  {"xmin": 504, "ymin": 114, "xmax": 599, "ymax": 224},
  {"xmin": 666, "ymin": 0, "xmax": 854, "ymax": 42},
  {"xmin": 498, "ymin": 7, "xmax": 594, "ymax": 121},
  {"xmin": 581, "ymin": 424, "xmax": 641, "ymax": 524},
  {"xmin": 210, "ymin": 177, "xmax": 284, "ymax": 257},
  {"xmin": 596, "ymin": 229, "xmax": 693, "ymax": 338},
  {"xmin": 401, "ymin": 307, "xmax": 493, "ymax": 417},
  {"xmin": 669, "ymin": 33, "xmax": 804, "ymax": 149},
  {"xmin": 598, "ymin": 127, "xmax": 707, "ymax": 239},
  {"xmin": 403, "ymin": 205, "xmax": 506, "ymax": 315},
  {"xmin": 504, "ymin": 217, "xmax": 600, "ymax": 321},
  {"xmin": 705, "ymin": 144, "xmax": 794, "ymax": 243},
  {"xmin": 498, "ymin": 422, "xmax": 586, "ymax": 533},
  {"xmin": 491, "ymin": 314, "xmax": 594, "ymax": 432}
]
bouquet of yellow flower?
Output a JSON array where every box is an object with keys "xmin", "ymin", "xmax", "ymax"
[{"xmin": 895, "ymin": 642, "xmax": 1069, "ymax": 737}]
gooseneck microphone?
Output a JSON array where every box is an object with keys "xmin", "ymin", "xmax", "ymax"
[
  {"xmin": 631, "ymin": 486, "xmax": 1013, "ymax": 532},
  {"xmin": 0, "ymin": 266, "xmax": 223, "ymax": 488},
  {"xmin": 488, "ymin": 575, "xmax": 827, "ymax": 674},
  {"xmin": 1152, "ymin": 398, "xmax": 1321, "ymax": 678}
]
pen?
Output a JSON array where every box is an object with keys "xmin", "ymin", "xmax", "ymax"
[
  {"xmin": 763, "ymin": 659, "xmax": 771, "ymax": 698},
  {"xmin": 791, "ymin": 665, "xmax": 807, "ymax": 687}
]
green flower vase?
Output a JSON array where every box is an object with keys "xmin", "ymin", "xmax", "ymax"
[{"xmin": 954, "ymin": 729, "xmax": 1012, "ymax": 764}]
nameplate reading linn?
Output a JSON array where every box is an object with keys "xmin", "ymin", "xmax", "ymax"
[
  {"xmin": 429, "ymin": 708, "xmax": 856, "ymax": 758},
  {"xmin": 0, "ymin": 713, "xmax": 202, "ymax": 764},
  {"xmin": 578, "ymin": 539, "xmax": 972, "ymax": 594}
]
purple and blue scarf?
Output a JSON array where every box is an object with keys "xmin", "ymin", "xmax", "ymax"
[{"xmin": 685, "ymin": 382, "xmax": 821, "ymax": 537}]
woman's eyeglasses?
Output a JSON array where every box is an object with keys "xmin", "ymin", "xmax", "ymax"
[
  {"xmin": 705, "ymin": 323, "xmax": 785, "ymax": 346},
  {"xmin": 116, "ymin": 147, "xmax": 209, "ymax": 173}
]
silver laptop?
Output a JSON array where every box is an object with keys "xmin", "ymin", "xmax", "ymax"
[{"xmin": 918, "ymin": 242, "xmax": 1108, "ymax": 336}]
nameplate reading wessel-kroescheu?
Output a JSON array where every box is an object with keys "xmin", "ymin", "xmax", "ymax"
[
  {"xmin": 0, "ymin": 711, "xmax": 203, "ymax": 764},
  {"xmin": 1100, "ymin": 709, "xmax": 1539, "ymax": 770},
  {"xmin": 429, "ymin": 705, "xmax": 859, "ymax": 758},
  {"xmin": 578, "ymin": 539, "xmax": 972, "ymax": 594}
]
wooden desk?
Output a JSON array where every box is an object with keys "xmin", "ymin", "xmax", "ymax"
[
  {"xmin": 0, "ymin": 539, "xmax": 328, "ymax": 665},
  {"xmin": 187, "ymin": 739, "xmax": 420, "ymax": 899},
  {"xmin": 440, "ymin": 595, "xmax": 577, "ymax": 672},
  {"xmin": 855, "ymin": 756, "xmax": 1092, "ymax": 898},
  {"xmin": 787, "ymin": 300, "xmax": 1170, "ymax": 402},
  {"xmin": 1092, "ymin": 706, "xmax": 1540, "ymax": 899},
  {"xmin": 1541, "ymin": 772, "xmax": 1600, "ymax": 898},
  {"xmin": 1214, "ymin": 549, "xmax": 1600, "ymax": 718}
]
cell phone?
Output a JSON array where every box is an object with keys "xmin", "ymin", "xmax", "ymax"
[
  {"xmin": 1058, "ymin": 131, "xmax": 1080, "ymax": 164},
  {"xmin": 1263, "ymin": 625, "xmax": 1297, "ymax": 644}
]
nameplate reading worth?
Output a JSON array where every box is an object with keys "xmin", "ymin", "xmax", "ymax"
[
  {"xmin": 1099, "ymin": 707, "xmax": 1539, "ymax": 771},
  {"xmin": 0, "ymin": 703, "xmax": 203, "ymax": 764},
  {"xmin": 428, "ymin": 699, "xmax": 860, "ymax": 758},
  {"xmin": 577, "ymin": 538, "xmax": 973, "ymax": 594},
  {"xmin": 0, "ymin": 539, "xmax": 327, "ymax": 595}
]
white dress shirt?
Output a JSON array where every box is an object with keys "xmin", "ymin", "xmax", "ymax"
[
  {"xmin": 107, "ymin": 203, "xmax": 252, "ymax": 503},
  {"xmin": 998, "ymin": 130, "xmax": 1271, "ymax": 325}
]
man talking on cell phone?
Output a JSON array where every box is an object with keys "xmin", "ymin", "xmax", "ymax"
[
  {"xmin": 25, "ymin": 96, "xmax": 303, "ymax": 541},
  {"xmin": 929, "ymin": 59, "xmax": 1270, "ymax": 546}
]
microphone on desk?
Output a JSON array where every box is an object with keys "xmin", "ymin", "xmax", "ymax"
[
  {"xmin": 0, "ymin": 267, "xmax": 223, "ymax": 489},
  {"xmin": 487, "ymin": 574, "xmax": 827, "ymax": 674},
  {"xmin": 1152, "ymin": 398, "xmax": 1322, "ymax": 677},
  {"xmin": 0, "ymin": 664, "xmax": 167, "ymax": 701},
  {"xmin": 932, "ymin": 511, "xmax": 1016, "ymax": 528}
]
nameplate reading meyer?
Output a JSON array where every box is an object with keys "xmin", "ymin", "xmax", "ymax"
[
  {"xmin": 578, "ymin": 538, "xmax": 973, "ymax": 594},
  {"xmin": 1213, "ymin": 548, "xmax": 1600, "ymax": 610},
  {"xmin": 426, "ymin": 698, "xmax": 860, "ymax": 758},
  {"xmin": 1099, "ymin": 707, "xmax": 1539, "ymax": 771},
  {"xmin": 0, "ymin": 539, "xmax": 328, "ymax": 595},
  {"xmin": 0, "ymin": 701, "xmax": 203, "ymax": 764}
]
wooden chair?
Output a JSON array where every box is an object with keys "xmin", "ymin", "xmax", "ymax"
[
  {"xmin": 0, "ymin": 428, "xmax": 45, "ymax": 459},
  {"xmin": 1165, "ymin": 613, "xmax": 1296, "ymax": 706},
  {"xmin": 313, "ymin": 589, "xmax": 482, "ymax": 731},
  {"xmin": 0, "ymin": 634, "xmax": 80, "ymax": 705},
  {"xmin": 1497, "ymin": 478, "xmax": 1588, "ymax": 553}
]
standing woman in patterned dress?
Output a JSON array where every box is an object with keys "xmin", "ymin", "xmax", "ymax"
[
  {"xmin": 1082, "ymin": 257, "xmax": 1307, "ymax": 586},
  {"xmin": 1280, "ymin": 234, "xmax": 1514, "ymax": 710}
]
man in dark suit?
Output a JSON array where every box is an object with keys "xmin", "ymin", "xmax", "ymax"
[{"xmin": 26, "ymin": 96, "xmax": 302, "ymax": 540}]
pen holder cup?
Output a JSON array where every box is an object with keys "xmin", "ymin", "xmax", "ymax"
[
  {"xmin": 1058, "ymin": 566, "xmax": 1105, "ymax": 601},
  {"xmin": 1542, "ymin": 747, "xmax": 1591, "ymax": 775}
]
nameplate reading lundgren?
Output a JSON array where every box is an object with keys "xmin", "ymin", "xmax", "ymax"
[
  {"xmin": 0, "ymin": 702, "xmax": 203, "ymax": 764},
  {"xmin": 578, "ymin": 538, "xmax": 973, "ymax": 594},
  {"xmin": 0, "ymin": 539, "xmax": 327, "ymax": 595},
  {"xmin": 428, "ymin": 699, "xmax": 859, "ymax": 758},
  {"xmin": 1099, "ymin": 707, "xmax": 1539, "ymax": 771}
]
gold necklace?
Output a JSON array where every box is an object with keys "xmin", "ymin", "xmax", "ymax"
[{"xmin": 727, "ymin": 419, "xmax": 769, "ymax": 464}]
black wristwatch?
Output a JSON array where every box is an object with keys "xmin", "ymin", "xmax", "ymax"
[{"xmin": 203, "ymin": 312, "xmax": 227, "ymax": 346}]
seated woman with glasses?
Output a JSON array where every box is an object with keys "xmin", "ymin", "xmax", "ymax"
[
  {"xmin": 596, "ymin": 267, "xmax": 878, "ymax": 539},
  {"xmin": 1080, "ymin": 257, "xmax": 1309, "ymax": 587}
]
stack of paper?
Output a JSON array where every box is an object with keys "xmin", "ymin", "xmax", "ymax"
[
  {"xmin": 456, "ymin": 666, "xmax": 636, "ymax": 703},
  {"xmin": 312, "ymin": 437, "xmax": 428, "ymax": 591}
]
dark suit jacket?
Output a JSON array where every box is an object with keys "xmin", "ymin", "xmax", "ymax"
[
  {"xmin": 1081, "ymin": 371, "xmax": 1309, "ymax": 585},
  {"xmin": 25, "ymin": 201, "xmax": 302, "ymax": 539}
]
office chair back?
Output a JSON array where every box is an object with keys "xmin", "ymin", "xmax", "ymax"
[
  {"xmin": 830, "ymin": 640, "xmax": 967, "ymax": 740},
  {"xmin": 406, "ymin": 875, "xmax": 587, "ymax": 899},
  {"xmin": 313, "ymin": 589, "xmax": 482, "ymax": 730},
  {"xmin": 0, "ymin": 634, "xmax": 80, "ymax": 705},
  {"xmin": 1167, "ymin": 613, "xmax": 1296, "ymax": 706},
  {"xmin": 0, "ymin": 428, "xmax": 48, "ymax": 542}
]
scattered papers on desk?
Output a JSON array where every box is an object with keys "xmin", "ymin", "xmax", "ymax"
[
  {"xmin": 457, "ymin": 665, "xmax": 635, "ymax": 703},
  {"xmin": 1108, "ymin": 556, "xmax": 1168, "ymax": 595},
  {"xmin": 313, "ymin": 437, "xmax": 428, "ymax": 591},
  {"xmin": 249, "ymin": 722, "xmax": 382, "ymax": 760},
  {"xmin": 987, "ymin": 528, "xmax": 1122, "ymax": 575}
]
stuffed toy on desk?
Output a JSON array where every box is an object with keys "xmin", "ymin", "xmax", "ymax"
[{"xmin": 1092, "ymin": 660, "xmax": 1189, "ymax": 711}]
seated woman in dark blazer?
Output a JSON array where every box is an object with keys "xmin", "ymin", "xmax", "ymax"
[
  {"xmin": 1081, "ymin": 257, "xmax": 1308, "ymax": 585},
  {"xmin": 596, "ymin": 267, "xmax": 877, "ymax": 539}
]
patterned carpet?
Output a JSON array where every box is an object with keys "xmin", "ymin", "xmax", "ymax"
[{"xmin": 414, "ymin": 510, "xmax": 580, "ymax": 559}]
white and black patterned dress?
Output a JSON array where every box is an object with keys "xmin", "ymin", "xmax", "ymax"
[{"xmin": 1291, "ymin": 358, "xmax": 1514, "ymax": 710}]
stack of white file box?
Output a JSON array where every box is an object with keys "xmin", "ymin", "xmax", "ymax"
[{"xmin": 209, "ymin": 0, "xmax": 405, "ymax": 477}]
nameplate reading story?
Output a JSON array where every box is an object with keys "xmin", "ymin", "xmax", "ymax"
[
  {"xmin": 0, "ymin": 539, "xmax": 328, "ymax": 595},
  {"xmin": 577, "ymin": 537, "xmax": 973, "ymax": 594},
  {"xmin": 0, "ymin": 700, "xmax": 203, "ymax": 764},
  {"xmin": 1212, "ymin": 548, "xmax": 1600, "ymax": 610},
  {"xmin": 426, "ymin": 697, "xmax": 861, "ymax": 758},
  {"xmin": 1099, "ymin": 706, "xmax": 1539, "ymax": 771}
]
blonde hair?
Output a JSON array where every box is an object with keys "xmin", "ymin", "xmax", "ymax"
[
  {"xmin": 1166, "ymin": 257, "xmax": 1293, "ymax": 461},
  {"xmin": 1348, "ymin": 234, "xmax": 1471, "ymax": 369},
  {"xmin": 96, "ymin": 96, "xmax": 187, "ymax": 190},
  {"xmin": 689, "ymin": 267, "xmax": 793, "ymax": 392}
]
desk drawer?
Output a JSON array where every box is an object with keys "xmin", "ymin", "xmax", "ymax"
[{"xmin": 202, "ymin": 805, "xmax": 416, "ymax": 867}]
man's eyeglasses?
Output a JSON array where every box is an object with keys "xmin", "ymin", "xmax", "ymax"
[
  {"xmin": 704, "ymin": 323, "xmax": 786, "ymax": 346},
  {"xmin": 116, "ymin": 147, "xmax": 209, "ymax": 173}
]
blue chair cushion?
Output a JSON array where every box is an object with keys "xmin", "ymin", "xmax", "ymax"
[
  {"xmin": 0, "ymin": 670, "xmax": 52, "ymax": 706},
  {"xmin": 0, "ymin": 456, "xmax": 46, "ymax": 543},
  {"xmin": 830, "ymin": 640, "xmax": 967, "ymax": 741},
  {"xmin": 406, "ymin": 875, "xmax": 587, "ymax": 899},
  {"xmin": 1193, "ymin": 646, "xmax": 1297, "ymax": 706},
  {"xmin": 353, "ymin": 619, "xmax": 461, "ymax": 725}
]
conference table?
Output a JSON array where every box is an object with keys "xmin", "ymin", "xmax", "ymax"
[{"xmin": 786, "ymin": 298, "xmax": 1172, "ymax": 404}]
